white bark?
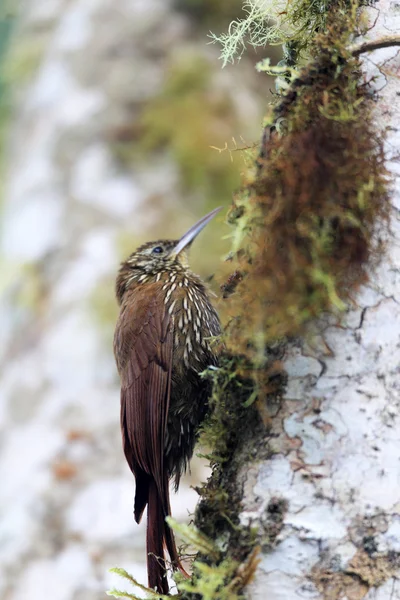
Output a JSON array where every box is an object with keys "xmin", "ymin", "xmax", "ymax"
[{"xmin": 244, "ymin": 2, "xmax": 400, "ymax": 598}]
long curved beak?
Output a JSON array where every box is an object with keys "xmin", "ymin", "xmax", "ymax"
[{"xmin": 170, "ymin": 207, "xmax": 222, "ymax": 257}]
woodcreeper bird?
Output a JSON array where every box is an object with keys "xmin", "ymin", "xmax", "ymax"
[{"xmin": 114, "ymin": 208, "xmax": 221, "ymax": 593}]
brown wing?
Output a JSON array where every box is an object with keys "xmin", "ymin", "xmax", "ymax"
[{"xmin": 114, "ymin": 282, "xmax": 173, "ymax": 518}]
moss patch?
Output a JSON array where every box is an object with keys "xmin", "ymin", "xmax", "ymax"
[
  {"xmin": 224, "ymin": 8, "xmax": 390, "ymax": 358},
  {"xmin": 177, "ymin": 353, "xmax": 286, "ymax": 599}
]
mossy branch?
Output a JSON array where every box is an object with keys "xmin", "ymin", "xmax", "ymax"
[
  {"xmin": 166, "ymin": 518, "xmax": 220, "ymax": 560},
  {"xmin": 349, "ymin": 35, "xmax": 400, "ymax": 56},
  {"xmin": 191, "ymin": 0, "xmax": 390, "ymax": 589},
  {"xmin": 222, "ymin": 1, "xmax": 390, "ymax": 354}
]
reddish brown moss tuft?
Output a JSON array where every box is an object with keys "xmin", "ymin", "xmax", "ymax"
[{"xmin": 224, "ymin": 18, "xmax": 390, "ymax": 357}]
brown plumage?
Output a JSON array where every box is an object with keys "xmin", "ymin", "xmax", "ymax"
[{"xmin": 113, "ymin": 208, "xmax": 221, "ymax": 594}]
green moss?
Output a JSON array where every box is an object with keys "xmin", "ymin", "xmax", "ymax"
[
  {"xmin": 107, "ymin": 567, "xmax": 169, "ymax": 600},
  {"xmin": 108, "ymin": 526, "xmax": 258, "ymax": 600},
  {"xmin": 175, "ymin": 353, "xmax": 286, "ymax": 599},
  {"xmin": 199, "ymin": 356, "xmax": 271, "ymax": 466},
  {"xmin": 179, "ymin": 558, "xmax": 241, "ymax": 600}
]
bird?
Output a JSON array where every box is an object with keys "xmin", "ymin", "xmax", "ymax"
[{"xmin": 113, "ymin": 207, "xmax": 222, "ymax": 594}]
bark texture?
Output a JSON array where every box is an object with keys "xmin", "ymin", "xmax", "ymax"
[{"xmin": 242, "ymin": 2, "xmax": 400, "ymax": 598}]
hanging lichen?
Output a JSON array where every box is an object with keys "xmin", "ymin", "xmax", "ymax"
[{"xmin": 210, "ymin": 0, "xmax": 373, "ymax": 66}]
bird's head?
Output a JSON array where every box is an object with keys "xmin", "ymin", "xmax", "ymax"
[{"xmin": 116, "ymin": 207, "xmax": 221, "ymax": 303}]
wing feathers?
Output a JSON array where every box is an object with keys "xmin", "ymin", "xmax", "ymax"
[{"xmin": 115, "ymin": 282, "xmax": 173, "ymax": 492}]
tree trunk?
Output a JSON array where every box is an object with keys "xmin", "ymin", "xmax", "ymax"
[
  {"xmin": 190, "ymin": 3, "xmax": 400, "ymax": 600},
  {"xmin": 238, "ymin": 2, "xmax": 400, "ymax": 598}
]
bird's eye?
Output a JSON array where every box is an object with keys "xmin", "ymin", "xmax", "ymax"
[{"xmin": 152, "ymin": 246, "xmax": 164, "ymax": 254}]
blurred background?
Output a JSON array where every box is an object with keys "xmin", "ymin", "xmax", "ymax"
[{"xmin": 0, "ymin": 1, "xmax": 273, "ymax": 598}]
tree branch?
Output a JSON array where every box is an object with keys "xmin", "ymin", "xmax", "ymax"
[{"xmin": 350, "ymin": 35, "xmax": 400, "ymax": 56}]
